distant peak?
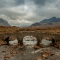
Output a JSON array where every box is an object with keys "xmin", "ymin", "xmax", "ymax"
[
  {"xmin": 50, "ymin": 17, "xmax": 56, "ymax": 19},
  {"xmin": 0, "ymin": 18, "xmax": 10, "ymax": 26}
]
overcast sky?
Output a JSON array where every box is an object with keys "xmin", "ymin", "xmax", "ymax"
[{"xmin": 0, "ymin": 0, "xmax": 60, "ymax": 26}]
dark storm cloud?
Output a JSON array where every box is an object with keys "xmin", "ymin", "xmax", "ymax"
[
  {"xmin": 32, "ymin": 0, "xmax": 56, "ymax": 6},
  {"xmin": 15, "ymin": 0, "xmax": 25, "ymax": 6},
  {"xmin": 33, "ymin": 0, "xmax": 46, "ymax": 6},
  {"xmin": 0, "ymin": 0, "xmax": 25, "ymax": 8},
  {"xmin": 55, "ymin": 1, "xmax": 60, "ymax": 9},
  {"xmin": 0, "ymin": 0, "xmax": 7, "ymax": 8}
]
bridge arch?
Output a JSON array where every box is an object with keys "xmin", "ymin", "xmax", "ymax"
[
  {"xmin": 23, "ymin": 35, "xmax": 38, "ymax": 46},
  {"xmin": 20, "ymin": 35, "xmax": 39, "ymax": 46}
]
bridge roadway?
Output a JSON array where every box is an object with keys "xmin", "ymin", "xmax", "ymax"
[{"xmin": 0, "ymin": 32, "xmax": 60, "ymax": 42}]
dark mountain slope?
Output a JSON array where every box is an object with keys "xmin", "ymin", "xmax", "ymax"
[
  {"xmin": 0, "ymin": 18, "xmax": 10, "ymax": 26},
  {"xmin": 39, "ymin": 17, "xmax": 60, "ymax": 23},
  {"xmin": 31, "ymin": 17, "xmax": 60, "ymax": 27}
]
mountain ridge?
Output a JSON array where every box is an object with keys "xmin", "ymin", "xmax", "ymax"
[
  {"xmin": 0, "ymin": 18, "xmax": 10, "ymax": 26},
  {"xmin": 31, "ymin": 17, "xmax": 60, "ymax": 27},
  {"xmin": 39, "ymin": 17, "xmax": 60, "ymax": 23}
]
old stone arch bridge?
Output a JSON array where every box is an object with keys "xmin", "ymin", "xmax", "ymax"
[{"xmin": 0, "ymin": 32, "xmax": 60, "ymax": 42}]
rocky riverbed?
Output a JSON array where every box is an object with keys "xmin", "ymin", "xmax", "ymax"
[{"xmin": 0, "ymin": 45, "xmax": 60, "ymax": 60}]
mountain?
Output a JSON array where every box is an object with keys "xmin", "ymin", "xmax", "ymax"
[
  {"xmin": 31, "ymin": 17, "xmax": 60, "ymax": 27},
  {"xmin": 31, "ymin": 22, "xmax": 40, "ymax": 26},
  {"xmin": 0, "ymin": 18, "xmax": 10, "ymax": 26},
  {"xmin": 39, "ymin": 17, "xmax": 60, "ymax": 23}
]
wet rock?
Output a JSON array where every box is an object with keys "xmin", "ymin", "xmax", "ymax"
[
  {"xmin": 39, "ymin": 43, "xmax": 44, "ymax": 48},
  {"xmin": 38, "ymin": 56, "xmax": 42, "ymax": 60},
  {"xmin": 2, "ymin": 51, "xmax": 6, "ymax": 53},
  {"xmin": 41, "ymin": 51, "xmax": 54, "ymax": 58},
  {"xmin": 16, "ymin": 51, "xmax": 18, "ymax": 54},
  {"xmin": 11, "ymin": 54, "xmax": 15, "ymax": 56},
  {"xmin": 19, "ymin": 46, "xmax": 25, "ymax": 49},
  {"xmin": 34, "ymin": 46, "xmax": 40, "ymax": 49},
  {"xmin": 55, "ymin": 42, "xmax": 60, "ymax": 49},
  {"xmin": 0, "ymin": 41, "xmax": 7, "ymax": 46},
  {"xmin": 4, "ymin": 56, "xmax": 10, "ymax": 60}
]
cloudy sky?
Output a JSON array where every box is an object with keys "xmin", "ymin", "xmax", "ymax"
[{"xmin": 0, "ymin": 0, "xmax": 60, "ymax": 27}]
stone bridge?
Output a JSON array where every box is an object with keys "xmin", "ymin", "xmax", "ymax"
[{"xmin": 0, "ymin": 32, "xmax": 60, "ymax": 42}]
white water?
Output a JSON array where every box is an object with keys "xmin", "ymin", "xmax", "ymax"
[
  {"xmin": 23, "ymin": 36, "xmax": 37, "ymax": 47},
  {"xmin": 41, "ymin": 39, "xmax": 52, "ymax": 46},
  {"xmin": 9, "ymin": 39, "xmax": 18, "ymax": 45}
]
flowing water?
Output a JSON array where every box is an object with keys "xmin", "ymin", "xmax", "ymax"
[
  {"xmin": 41, "ymin": 39, "xmax": 52, "ymax": 46},
  {"xmin": 0, "ymin": 36, "xmax": 60, "ymax": 60},
  {"xmin": 9, "ymin": 39, "xmax": 18, "ymax": 45},
  {"xmin": 23, "ymin": 36, "xmax": 37, "ymax": 46}
]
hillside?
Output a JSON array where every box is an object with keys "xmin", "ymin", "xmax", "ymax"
[
  {"xmin": 31, "ymin": 17, "xmax": 60, "ymax": 27},
  {"xmin": 0, "ymin": 18, "xmax": 10, "ymax": 26},
  {"xmin": 39, "ymin": 17, "xmax": 60, "ymax": 23}
]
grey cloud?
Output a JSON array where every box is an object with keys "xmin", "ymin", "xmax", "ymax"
[
  {"xmin": 55, "ymin": 1, "xmax": 60, "ymax": 9},
  {"xmin": 0, "ymin": 0, "xmax": 7, "ymax": 8},
  {"xmin": 0, "ymin": 9, "xmax": 26, "ymax": 20},
  {"xmin": 5, "ymin": 11, "xmax": 26, "ymax": 20},
  {"xmin": 0, "ymin": 0, "xmax": 25, "ymax": 8},
  {"xmin": 32, "ymin": 0, "xmax": 56, "ymax": 6},
  {"xmin": 24, "ymin": 15, "xmax": 40, "ymax": 22},
  {"xmin": 32, "ymin": 0, "xmax": 46, "ymax": 6},
  {"xmin": 0, "ymin": 0, "xmax": 60, "ymax": 27},
  {"xmin": 15, "ymin": 0, "xmax": 25, "ymax": 6}
]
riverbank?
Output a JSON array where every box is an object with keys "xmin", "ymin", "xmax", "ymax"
[{"xmin": 0, "ymin": 45, "xmax": 60, "ymax": 60}]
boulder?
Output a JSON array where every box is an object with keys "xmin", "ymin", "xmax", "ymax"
[{"xmin": 34, "ymin": 46, "xmax": 40, "ymax": 49}]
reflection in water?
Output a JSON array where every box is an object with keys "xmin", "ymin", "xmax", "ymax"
[
  {"xmin": 41, "ymin": 39, "xmax": 52, "ymax": 46},
  {"xmin": 23, "ymin": 36, "xmax": 37, "ymax": 47},
  {"xmin": 9, "ymin": 39, "xmax": 18, "ymax": 45}
]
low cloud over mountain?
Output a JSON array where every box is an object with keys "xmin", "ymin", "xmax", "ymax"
[
  {"xmin": 31, "ymin": 17, "xmax": 60, "ymax": 27},
  {"xmin": 0, "ymin": 18, "xmax": 10, "ymax": 26}
]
